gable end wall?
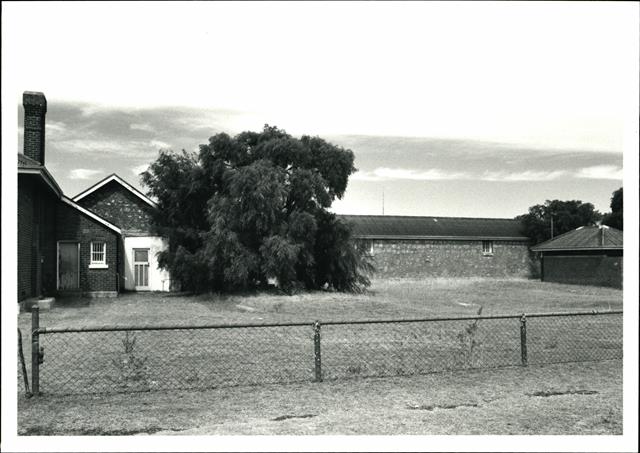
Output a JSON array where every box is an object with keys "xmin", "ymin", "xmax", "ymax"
[{"xmin": 77, "ymin": 182, "xmax": 156, "ymax": 235}]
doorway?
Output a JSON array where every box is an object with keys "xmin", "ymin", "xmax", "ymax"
[
  {"xmin": 58, "ymin": 242, "xmax": 80, "ymax": 290},
  {"xmin": 133, "ymin": 248, "xmax": 150, "ymax": 290}
]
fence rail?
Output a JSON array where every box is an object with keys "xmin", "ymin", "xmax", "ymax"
[{"xmin": 23, "ymin": 307, "xmax": 623, "ymax": 396}]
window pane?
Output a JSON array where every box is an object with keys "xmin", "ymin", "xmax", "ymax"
[
  {"xmin": 134, "ymin": 249, "xmax": 149, "ymax": 262},
  {"xmin": 91, "ymin": 242, "xmax": 105, "ymax": 263}
]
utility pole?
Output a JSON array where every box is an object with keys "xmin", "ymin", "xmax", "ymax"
[
  {"xmin": 382, "ymin": 187, "xmax": 385, "ymax": 216},
  {"xmin": 550, "ymin": 215, "xmax": 554, "ymax": 238}
]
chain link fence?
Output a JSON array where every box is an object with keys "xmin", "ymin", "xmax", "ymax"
[{"xmin": 21, "ymin": 308, "xmax": 622, "ymax": 396}]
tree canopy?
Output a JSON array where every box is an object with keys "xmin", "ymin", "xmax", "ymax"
[
  {"xmin": 601, "ymin": 187, "xmax": 623, "ymax": 230},
  {"xmin": 516, "ymin": 199, "xmax": 602, "ymax": 245},
  {"xmin": 141, "ymin": 125, "xmax": 373, "ymax": 293}
]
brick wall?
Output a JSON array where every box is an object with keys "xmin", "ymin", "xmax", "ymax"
[
  {"xmin": 543, "ymin": 252, "xmax": 622, "ymax": 288},
  {"xmin": 18, "ymin": 178, "xmax": 34, "ymax": 300},
  {"xmin": 40, "ymin": 188, "xmax": 58, "ymax": 296},
  {"xmin": 56, "ymin": 202, "xmax": 119, "ymax": 293},
  {"xmin": 77, "ymin": 181, "xmax": 156, "ymax": 234},
  {"xmin": 365, "ymin": 239, "xmax": 533, "ymax": 278},
  {"xmin": 17, "ymin": 176, "xmax": 58, "ymax": 300}
]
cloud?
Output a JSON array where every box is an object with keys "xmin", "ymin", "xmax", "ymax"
[
  {"xmin": 149, "ymin": 139, "xmax": 171, "ymax": 149},
  {"xmin": 351, "ymin": 167, "xmax": 468, "ymax": 182},
  {"xmin": 52, "ymin": 138, "xmax": 163, "ymax": 158},
  {"xmin": 352, "ymin": 167, "xmax": 571, "ymax": 182},
  {"xmin": 131, "ymin": 164, "xmax": 149, "ymax": 176},
  {"xmin": 481, "ymin": 170, "xmax": 567, "ymax": 182},
  {"xmin": 130, "ymin": 123, "xmax": 156, "ymax": 133},
  {"xmin": 575, "ymin": 165, "xmax": 623, "ymax": 180},
  {"xmin": 69, "ymin": 168, "xmax": 102, "ymax": 180}
]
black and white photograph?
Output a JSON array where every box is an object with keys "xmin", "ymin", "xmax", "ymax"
[{"xmin": 2, "ymin": 2, "xmax": 638, "ymax": 452}]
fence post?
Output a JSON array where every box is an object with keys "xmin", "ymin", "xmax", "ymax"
[
  {"xmin": 313, "ymin": 321, "xmax": 322, "ymax": 382},
  {"xmin": 31, "ymin": 306, "xmax": 40, "ymax": 395},
  {"xmin": 520, "ymin": 313, "xmax": 528, "ymax": 367},
  {"xmin": 18, "ymin": 329, "xmax": 32, "ymax": 397}
]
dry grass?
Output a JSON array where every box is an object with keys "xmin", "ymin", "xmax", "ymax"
[
  {"xmin": 18, "ymin": 278, "xmax": 622, "ymax": 331},
  {"xmin": 16, "ymin": 278, "xmax": 622, "ymax": 396},
  {"xmin": 18, "ymin": 360, "xmax": 622, "ymax": 435}
]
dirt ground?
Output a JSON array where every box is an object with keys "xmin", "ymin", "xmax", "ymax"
[{"xmin": 18, "ymin": 360, "xmax": 622, "ymax": 435}]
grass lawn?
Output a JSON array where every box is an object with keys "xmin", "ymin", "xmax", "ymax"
[
  {"xmin": 18, "ymin": 360, "xmax": 622, "ymax": 435},
  {"xmin": 17, "ymin": 278, "xmax": 622, "ymax": 396},
  {"xmin": 19, "ymin": 278, "xmax": 623, "ymax": 330}
]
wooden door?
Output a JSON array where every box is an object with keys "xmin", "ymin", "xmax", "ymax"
[{"xmin": 58, "ymin": 242, "xmax": 79, "ymax": 290}]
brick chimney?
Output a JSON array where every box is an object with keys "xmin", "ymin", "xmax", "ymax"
[{"xmin": 23, "ymin": 91, "xmax": 47, "ymax": 165}]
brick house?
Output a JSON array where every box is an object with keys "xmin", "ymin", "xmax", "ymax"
[
  {"xmin": 342, "ymin": 215, "xmax": 533, "ymax": 278},
  {"xmin": 530, "ymin": 225, "xmax": 623, "ymax": 288},
  {"xmin": 73, "ymin": 174, "xmax": 172, "ymax": 291},
  {"xmin": 17, "ymin": 92, "xmax": 171, "ymax": 303}
]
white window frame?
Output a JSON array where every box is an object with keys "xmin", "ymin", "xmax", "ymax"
[
  {"xmin": 89, "ymin": 241, "xmax": 108, "ymax": 269},
  {"xmin": 482, "ymin": 240, "xmax": 494, "ymax": 256}
]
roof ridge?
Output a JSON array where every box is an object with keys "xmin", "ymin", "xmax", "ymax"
[
  {"xmin": 338, "ymin": 214, "xmax": 520, "ymax": 221},
  {"xmin": 72, "ymin": 173, "xmax": 157, "ymax": 208}
]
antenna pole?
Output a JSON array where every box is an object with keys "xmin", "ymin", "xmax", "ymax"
[{"xmin": 382, "ymin": 188, "xmax": 385, "ymax": 216}]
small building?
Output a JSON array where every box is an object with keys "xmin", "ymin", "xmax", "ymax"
[
  {"xmin": 530, "ymin": 225, "xmax": 623, "ymax": 288},
  {"xmin": 73, "ymin": 174, "xmax": 172, "ymax": 292},
  {"xmin": 341, "ymin": 215, "xmax": 533, "ymax": 278}
]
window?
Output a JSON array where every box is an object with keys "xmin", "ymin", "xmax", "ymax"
[
  {"xmin": 89, "ymin": 242, "xmax": 108, "ymax": 268},
  {"xmin": 482, "ymin": 240, "xmax": 494, "ymax": 255},
  {"xmin": 361, "ymin": 239, "xmax": 374, "ymax": 255}
]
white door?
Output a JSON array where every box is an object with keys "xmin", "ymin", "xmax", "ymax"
[{"xmin": 133, "ymin": 248, "xmax": 150, "ymax": 290}]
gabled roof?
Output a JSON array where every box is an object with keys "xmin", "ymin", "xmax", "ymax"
[
  {"xmin": 340, "ymin": 215, "xmax": 529, "ymax": 240},
  {"xmin": 61, "ymin": 196, "xmax": 122, "ymax": 234},
  {"xmin": 531, "ymin": 225, "xmax": 623, "ymax": 252},
  {"xmin": 17, "ymin": 153, "xmax": 63, "ymax": 198},
  {"xmin": 72, "ymin": 173, "xmax": 158, "ymax": 208}
]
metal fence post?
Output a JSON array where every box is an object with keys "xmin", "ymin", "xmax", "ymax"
[
  {"xmin": 31, "ymin": 306, "xmax": 40, "ymax": 395},
  {"xmin": 18, "ymin": 329, "xmax": 32, "ymax": 397},
  {"xmin": 520, "ymin": 313, "xmax": 528, "ymax": 367},
  {"xmin": 313, "ymin": 321, "xmax": 322, "ymax": 382}
]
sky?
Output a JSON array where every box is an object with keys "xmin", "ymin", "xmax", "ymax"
[{"xmin": 4, "ymin": 1, "xmax": 637, "ymax": 220}]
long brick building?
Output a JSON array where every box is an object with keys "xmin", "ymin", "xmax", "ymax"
[{"xmin": 342, "ymin": 215, "xmax": 533, "ymax": 278}]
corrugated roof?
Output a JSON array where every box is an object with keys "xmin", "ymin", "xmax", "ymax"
[
  {"xmin": 531, "ymin": 226, "xmax": 623, "ymax": 252},
  {"xmin": 531, "ymin": 225, "xmax": 623, "ymax": 251},
  {"xmin": 339, "ymin": 215, "xmax": 528, "ymax": 240},
  {"xmin": 18, "ymin": 153, "xmax": 42, "ymax": 168}
]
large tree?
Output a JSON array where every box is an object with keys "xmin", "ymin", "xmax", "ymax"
[
  {"xmin": 516, "ymin": 199, "xmax": 602, "ymax": 245},
  {"xmin": 601, "ymin": 187, "xmax": 623, "ymax": 230},
  {"xmin": 141, "ymin": 125, "xmax": 373, "ymax": 293}
]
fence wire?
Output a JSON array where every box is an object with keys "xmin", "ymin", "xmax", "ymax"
[
  {"xmin": 321, "ymin": 317, "xmax": 521, "ymax": 380},
  {"xmin": 28, "ymin": 311, "xmax": 622, "ymax": 396},
  {"xmin": 527, "ymin": 314, "xmax": 623, "ymax": 365},
  {"xmin": 38, "ymin": 326, "xmax": 312, "ymax": 395}
]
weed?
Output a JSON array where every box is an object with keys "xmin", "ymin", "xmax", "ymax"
[
  {"xmin": 456, "ymin": 306, "xmax": 483, "ymax": 367},
  {"xmin": 110, "ymin": 332, "xmax": 150, "ymax": 391}
]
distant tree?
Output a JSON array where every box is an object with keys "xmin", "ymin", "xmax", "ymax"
[
  {"xmin": 516, "ymin": 199, "xmax": 602, "ymax": 244},
  {"xmin": 601, "ymin": 187, "xmax": 623, "ymax": 230},
  {"xmin": 141, "ymin": 125, "xmax": 373, "ymax": 293}
]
